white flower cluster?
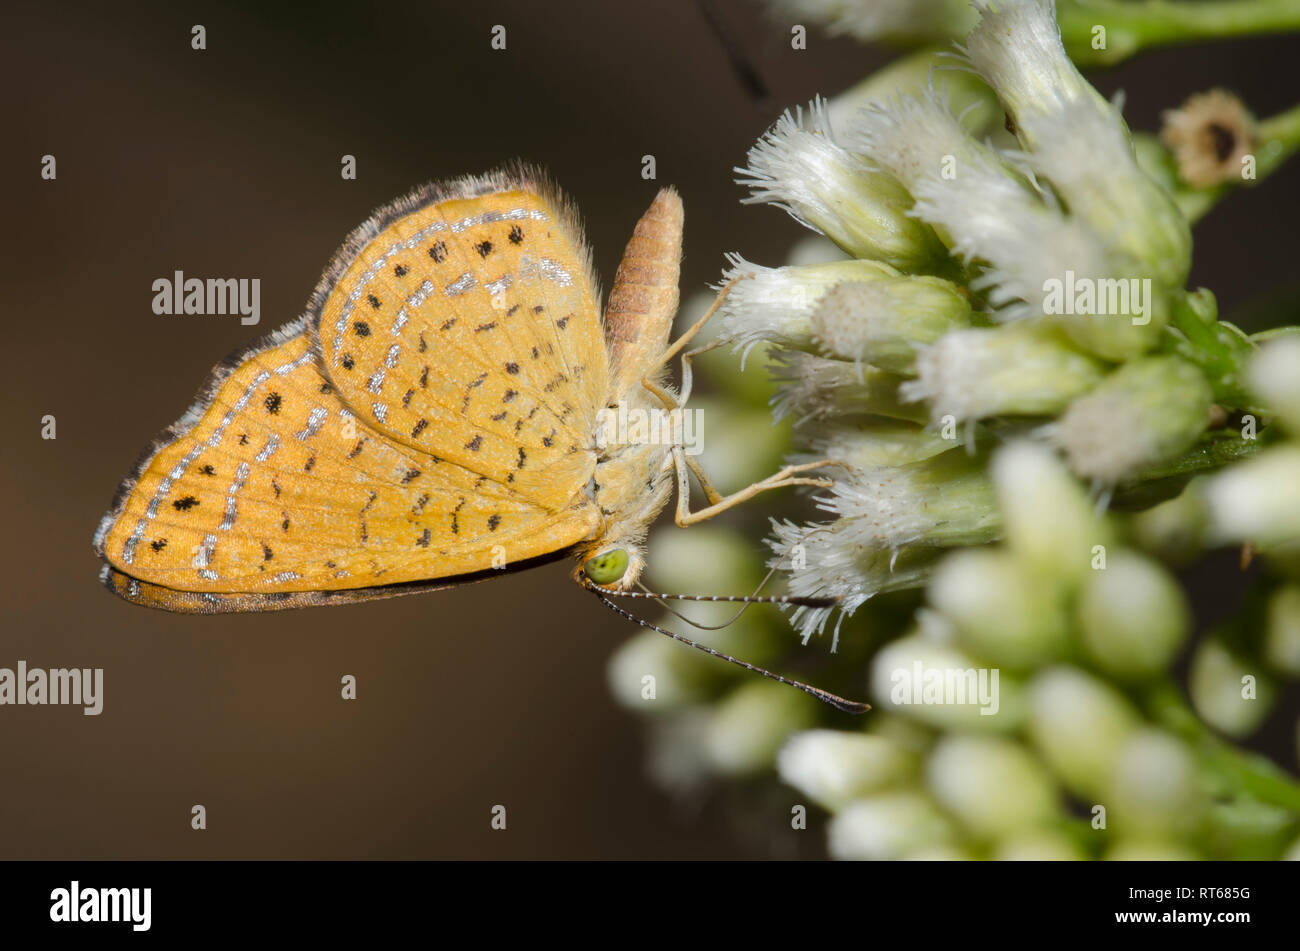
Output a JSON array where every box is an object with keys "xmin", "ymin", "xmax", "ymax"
[{"xmin": 725, "ymin": 0, "xmax": 1225, "ymax": 640}]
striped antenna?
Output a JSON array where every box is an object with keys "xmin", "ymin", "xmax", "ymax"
[{"xmin": 589, "ymin": 590, "xmax": 869, "ymax": 715}]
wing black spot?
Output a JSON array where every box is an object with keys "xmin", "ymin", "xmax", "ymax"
[
  {"xmin": 465, "ymin": 435, "xmax": 483, "ymax": 452},
  {"xmin": 505, "ymin": 362, "xmax": 519, "ymax": 374},
  {"xmin": 508, "ymin": 225, "xmax": 523, "ymax": 244},
  {"xmin": 475, "ymin": 239, "xmax": 493, "ymax": 257},
  {"xmin": 150, "ymin": 538, "xmax": 167, "ymax": 552},
  {"xmin": 172, "ymin": 496, "xmax": 199, "ymax": 512},
  {"xmin": 264, "ymin": 392, "xmax": 282, "ymax": 414},
  {"xmin": 429, "ymin": 241, "xmax": 447, "ymax": 262},
  {"xmin": 353, "ymin": 321, "xmax": 371, "ymax": 337},
  {"xmin": 487, "ymin": 514, "xmax": 501, "ymax": 532},
  {"xmin": 394, "ymin": 264, "xmax": 408, "ymax": 277},
  {"xmin": 367, "ymin": 294, "xmax": 381, "ymax": 310}
]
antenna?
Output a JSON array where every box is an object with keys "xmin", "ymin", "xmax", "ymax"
[{"xmin": 587, "ymin": 585, "xmax": 870, "ymax": 715}]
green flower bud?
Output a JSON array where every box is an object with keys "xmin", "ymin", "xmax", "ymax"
[
  {"xmin": 967, "ymin": 0, "xmax": 1191, "ymax": 289},
  {"xmin": 1203, "ymin": 446, "xmax": 1300, "ymax": 549},
  {"xmin": 718, "ymin": 256, "xmax": 900, "ymax": 353},
  {"xmin": 870, "ymin": 632, "xmax": 1026, "ymax": 732},
  {"xmin": 1077, "ymin": 550, "xmax": 1190, "ymax": 679},
  {"xmin": 770, "ymin": 350, "xmax": 928, "ymax": 425},
  {"xmin": 811, "ymin": 276, "xmax": 971, "ymax": 373},
  {"xmin": 737, "ymin": 98, "xmax": 948, "ymax": 270},
  {"xmin": 828, "ymin": 791, "xmax": 956, "ymax": 860},
  {"xmin": 828, "ymin": 48, "xmax": 999, "ymax": 137},
  {"xmin": 796, "ymin": 419, "xmax": 954, "ymax": 470},
  {"xmin": 929, "ymin": 548, "xmax": 1070, "ymax": 669},
  {"xmin": 1106, "ymin": 729, "xmax": 1205, "ymax": 837},
  {"xmin": 820, "ymin": 449, "xmax": 1000, "ymax": 550},
  {"xmin": 1250, "ymin": 336, "xmax": 1300, "ymax": 433},
  {"xmin": 776, "ymin": 730, "xmax": 917, "ymax": 810},
  {"xmin": 1189, "ymin": 640, "xmax": 1277, "ymax": 737},
  {"xmin": 925, "ymin": 735, "xmax": 1060, "ymax": 840},
  {"xmin": 1055, "ymin": 296, "xmax": 1170, "ymax": 363},
  {"xmin": 1055, "ymin": 357, "xmax": 1212, "ymax": 484},
  {"xmin": 703, "ymin": 680, "xmax": 819, "ymax": 777},
  {"xmin": 901, "ymin": 844, "xmax": 976, "ymax": 861},
  {"xmin": 903, "ymin": 323, "xmax": 1105, "ymax": 423},
  {"xmin": 991, "ymin": 440, "xmax": 1113, "ymax": 588},
  {"xmin": 1105, "ymin": 839, "xmax": 1200, "ymax": 861},
  {"xmin": 1027, "ymin": 666, "xmax": 1141, "ymax": 797},
  {"xmin": 993, "ymin": 832, "xmax": 1087, "ymax": 861},
  {"xmin": 1264, "ymin": 585, "xmax": 1300, "ymax": 676}
]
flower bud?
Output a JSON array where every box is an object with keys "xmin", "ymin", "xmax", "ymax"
[
  {"xmin": 1249, "ymin": 335, "xmax": 1300, "ymax": 433},
  {"xmin": 1264, "ymin": 585, "xmax": 1300, "ymax": 676},
  {"xmin": 1104, "ymin": 839, "xmax": 1199, "ymax": 861},
  {"xmin": 993, "ymin": 832, "xmax": 1086, "ymax": 861},
  {"xmin": 1203, "ymin": 446, "xmax": 1300, "ymax": 548},
  {"xmin": 870, "ymin": 633, "xmax": 1026, "ymax": 732},
  {"xmin": 717, "ymin": 255, "xmax": 900, "ymax": 354},
  {"xmin": 966, "ymin": 0, "xmax": 1191, "ymax": 288},
  {"xmin": 1106, "ymin": 729, "xmax": 1205, "ymax": 837},
  {"xmin": 777, "ymin": 730, "xmax": 917, "ymax": 810},
  {"xmin": 929, "ymin": 548, "xmax": 1070, "ymax": 669},
  {"xmin": 811, "ymin": 276, "xmax": 971, "ymax": 373},
  {"xmin": 1077, "ymin": 550, "xmax": 1189, "ymax": 679},
  {"xmin": 736, "ymin": 98, "xmax": 947, "ymax": 270},
  {"xmin": 828, "ymin": 48, "xmax": 998, "ymax": 136},
  {"xmin": 902, "ymin": 323, "xmax": 1105, "ymax": 423},
  {"xmin": 991, "ymin": 440, "xmax": 1113, "ymax": 587},
  {"xmin": 796, "ymin": 419, "xmax": 954, "ymax": 470},
  {"xmin": 1055, "ymin": 357, "xmax": 1212, "ymax": 484},
  {"xmin": 828, "ymin": 791, "xmax": 956, "ymax": 860},
  {"xmin": 1027, "ymin": 666, "xmax": 1141, "ymax": 797},
  {"xmin": 925, "ymin": 735, "xmax": 1060, "ymax": 840},
  {"xmin": 770, "ymin": 350, "xmax": 927, "ymax": 425},
  {"xmin": 703, "ymin": 680, "xmax": 819, "ymax": 777},
  {"xmin": 1189, "ymin": 640, "xmax": 1277, "ymax": 737},
  {"xmin": 817, "ymin": 449, "xmax": 999, "ymax": 550}
]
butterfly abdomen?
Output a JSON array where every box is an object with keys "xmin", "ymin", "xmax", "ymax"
[{"xmin": 604, "ymin": 188, "xmax": 683, "ymax": 399}]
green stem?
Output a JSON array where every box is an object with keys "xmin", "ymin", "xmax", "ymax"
[
  {"xmin": 1062, "ymin": 0, "xmax": 1300, "ymax": 66},
  {"xmin": 1146, "ymin": 680, "xmax": 1300, "ymax": 814}
]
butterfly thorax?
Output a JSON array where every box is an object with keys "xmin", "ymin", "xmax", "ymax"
[{"xmin": 578, "ymin": 382, "xmax": 676, "ymax": 587}]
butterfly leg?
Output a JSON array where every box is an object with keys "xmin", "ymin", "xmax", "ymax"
[
  {"xmin": 669, "ymin": 446, "xmax": 842, "ymax": 527},
  {"xmin": 652, "ymin": 273, "xmax": 749, "ymax": 374}
]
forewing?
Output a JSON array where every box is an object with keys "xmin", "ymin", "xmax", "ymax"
[{"xmin": 314, "ymin": 170, "xmax": 610, "ymax": 505}]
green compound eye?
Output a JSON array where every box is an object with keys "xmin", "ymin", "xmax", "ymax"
[{"xmin": 583, "ymin": 548, "xmax": 629, "ymax": 585}]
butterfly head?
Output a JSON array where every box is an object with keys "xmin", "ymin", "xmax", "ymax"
[{"xmin": 573, "ymin": 543, "xmax": 646, "ymax": 591}]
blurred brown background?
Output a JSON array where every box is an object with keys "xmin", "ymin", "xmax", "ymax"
[{"xmin": 2, "ymin": 0, "xmax": 1297, "ymax": 859}]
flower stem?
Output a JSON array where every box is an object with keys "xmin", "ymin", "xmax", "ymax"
[{"xmin": 1062, "ymin": 0, "xmax": 1300, "ymax": 66}]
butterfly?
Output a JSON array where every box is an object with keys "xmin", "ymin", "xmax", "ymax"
[{"xmin": 93, "ymin": 163, "xmax": 864, "ymax": 712}]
